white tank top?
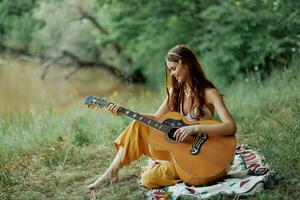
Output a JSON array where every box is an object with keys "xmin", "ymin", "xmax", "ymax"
[
  {"xmin": 180, "ymin": 104, "xmax": 197, "ymax": 122},
  {"xmin": 180, "ymin": 103, "xmax": 213, "ymax": 122}
]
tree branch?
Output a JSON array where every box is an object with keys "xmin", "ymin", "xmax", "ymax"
[
  {"xmin": 75, "ymin": 0, "xmax": 108, "ymax": 35},
  {"xmin": 40, "ymin": 54, "xmax": 64, "ymax": 80},
  {"xmin": 75, "ymin": 0, "xmax": 132, "ymax": 70}
]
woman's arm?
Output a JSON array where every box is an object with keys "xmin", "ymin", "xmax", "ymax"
[
  {"xmin": 194, "ymin": 88, "xmax": 237, "ymax": 136},
  {"xmin": 175, "ymin": 88, "xmax": 236, "ymax": 142},
  {"xmin": 107, "ymin": 95, "xmax": 170, "ymax": 120}
]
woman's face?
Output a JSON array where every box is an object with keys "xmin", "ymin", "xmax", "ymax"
[{"xmin": 166, "ymin": 60, "xmax": 189, "ymax": 84}]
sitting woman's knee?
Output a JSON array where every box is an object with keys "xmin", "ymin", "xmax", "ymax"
[{"xmin": 141, "ymin": 170, "xmax": 158, "ymax": 189}]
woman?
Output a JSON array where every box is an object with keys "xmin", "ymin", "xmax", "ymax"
[{"xmin": 87, "ymin": 44, "xmax": 236, "ymax": 189}]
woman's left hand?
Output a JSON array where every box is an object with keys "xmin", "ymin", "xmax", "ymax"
[{"xmin": 174, "ymin": 125, "xmax": 198, "ymax": 143}]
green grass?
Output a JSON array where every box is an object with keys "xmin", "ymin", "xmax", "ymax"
[
  {"xmin": 0, "ymin": 60, "xmax": 299, "ymax": 199},
  {"xmin": 225, "ymin": 62, "xmax": 300, "ymax": 199}
]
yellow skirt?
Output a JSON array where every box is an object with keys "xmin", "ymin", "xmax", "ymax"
[{"xmin": 114, "ymin": 120, "xmax": 181, "ymax": 188}]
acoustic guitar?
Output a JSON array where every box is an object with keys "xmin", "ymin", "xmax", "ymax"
[{"xmin": 84, "ymin": 95, "xmax": 236, "ymax": 186}]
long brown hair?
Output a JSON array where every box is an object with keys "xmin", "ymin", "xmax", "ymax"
[{"xmin": 165, "ymin": 44, "xmax": 217, "ymax": 119}]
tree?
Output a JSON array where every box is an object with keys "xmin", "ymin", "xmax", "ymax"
[
  {"xmin": 0, "ymin": 0, "xmax": 39, "ymax": 52},
  {"xmin": 33, "ymin": 0, "xmax": 145, "ymax": 83}
]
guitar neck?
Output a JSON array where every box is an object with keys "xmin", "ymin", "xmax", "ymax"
[{"xmin": 111, "ymin": 105, "xmax": 170, "ymax": 133}]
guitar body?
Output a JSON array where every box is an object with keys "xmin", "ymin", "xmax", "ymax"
[{"xmin": 147, "ymin": 112, "xmax": 236, "ymax": 186}]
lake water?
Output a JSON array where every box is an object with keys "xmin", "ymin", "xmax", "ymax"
[{"xmin": 0, "ymin": 55, "xmax": 146, "ymax": 115}]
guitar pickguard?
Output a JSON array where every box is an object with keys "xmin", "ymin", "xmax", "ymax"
[{"xmin": 162, "ymin": 118, "xmax": 208, "ymax": 156}]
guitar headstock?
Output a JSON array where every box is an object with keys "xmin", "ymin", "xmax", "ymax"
[{"xmin": 84, "ymin": 95, "xmax": 110, "ymax": 110}]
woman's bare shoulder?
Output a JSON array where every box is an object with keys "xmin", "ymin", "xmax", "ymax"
[{"xmin": 204, "ymin": 88, "xmax": 223, "ymax": 104}]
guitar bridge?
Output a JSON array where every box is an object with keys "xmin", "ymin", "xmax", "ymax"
[{"xmin": 190, "ymin": 133, "xmax": 208, "ymax": 155}]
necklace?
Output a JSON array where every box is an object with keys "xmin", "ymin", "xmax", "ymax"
[
  {"xmin": 184, "ymin": 89, "xmax": 190, "ymax": 96},
  {"xmin": 184, "ymin": 86, "xmax": 191, "ymax": 96}
]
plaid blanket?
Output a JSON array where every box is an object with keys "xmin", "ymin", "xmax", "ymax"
[{"xmin": 144, "ymin": 145, "xmax": 276, "ymax": 200}]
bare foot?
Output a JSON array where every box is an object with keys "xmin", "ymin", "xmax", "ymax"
[{"xmin": 87, "ymin": 148, "xmax": 123, "ymax": 190}]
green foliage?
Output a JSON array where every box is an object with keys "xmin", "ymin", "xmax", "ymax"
[
  {"xmin": 0, "ymin": 0, "xmax": 39, "ymax": 52},
  {"xmin": 16, "ymin": 191, "xmax": 47, "ymax": 200},
  {"xmin": 0, "ymin": 62, "xmax": 299, "ymax": 198},
  {"xmin": 223, "ymin": 57, "xmax": 300, "ymax": 199},
  {"xmin": 97, "ymin": 0, "xmax": 212, "ymax": 85},
  {"xmin": 96, "ymin": 0, "xmax": 300, "ymax": 84},
  {"xmin": 39, "ymin": 139, "xmax": 78, "ymax": 167},
  {"xmin": 198, "ymin": 0, "xmax": 300, "ymax": 81},
  {"xmin": 31, "ymin": 0, "xmax": 102, "ymax": 60},
  {"xmin": 70, "ymin": 116, "xmax": 90, "ymax": 147},
  {"xmin": 1, "ymin": 0, "xmax": 298, "ymax": 84},
  {"xmin": 0, "ymin": 153, "xmax": 31, "ymax": 191},
  {"xmin": 0, "ymin": 168, "xmax": 17, "ymax": 189}
]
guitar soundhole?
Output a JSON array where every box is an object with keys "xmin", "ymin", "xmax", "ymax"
[
  {"xmin": 163, "ymin": 119, "xmax": 187, "ymax": 142},
  {"xmin": 167, "ymin": 128, "xmax": 178, "ymax": 141}
]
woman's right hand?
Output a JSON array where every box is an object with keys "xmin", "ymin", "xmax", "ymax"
[{"xmin": 107, "ymin": 103, "xmax": 122, "ymax": 116}]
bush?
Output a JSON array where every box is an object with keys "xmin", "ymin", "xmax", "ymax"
[
  {"xmin": 0, "ymin": 0, "xmax": 39, "ymax": 52},
  {"xmin": 198, "ymin": 0, "xmax": 300, "ymax": 81}
]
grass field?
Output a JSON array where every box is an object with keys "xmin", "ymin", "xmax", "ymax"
[{"xmin": 0, "ymin": 59, "xmax": 299, "ymax": 199}]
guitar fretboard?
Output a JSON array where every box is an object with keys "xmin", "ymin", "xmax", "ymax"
[{"xmin": 116, "ymin": 106, "xmax": 170, "ymax": 133}]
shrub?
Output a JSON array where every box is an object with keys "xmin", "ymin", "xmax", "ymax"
[{"xmin": 198, "ymin": 0, "xmax": 300, "ymax": 81}]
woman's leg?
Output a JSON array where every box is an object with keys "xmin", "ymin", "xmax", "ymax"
[
  {"xmin": 87, "ymin": 147, "xmax": 124, "ymax": 189},
  {"xmin": 141, "ymin": 161, "xmax": 181, "ymax": 189},
  {"xmin": 87, "ymin": 120, "xmax": 151, "ymax": 189}
]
